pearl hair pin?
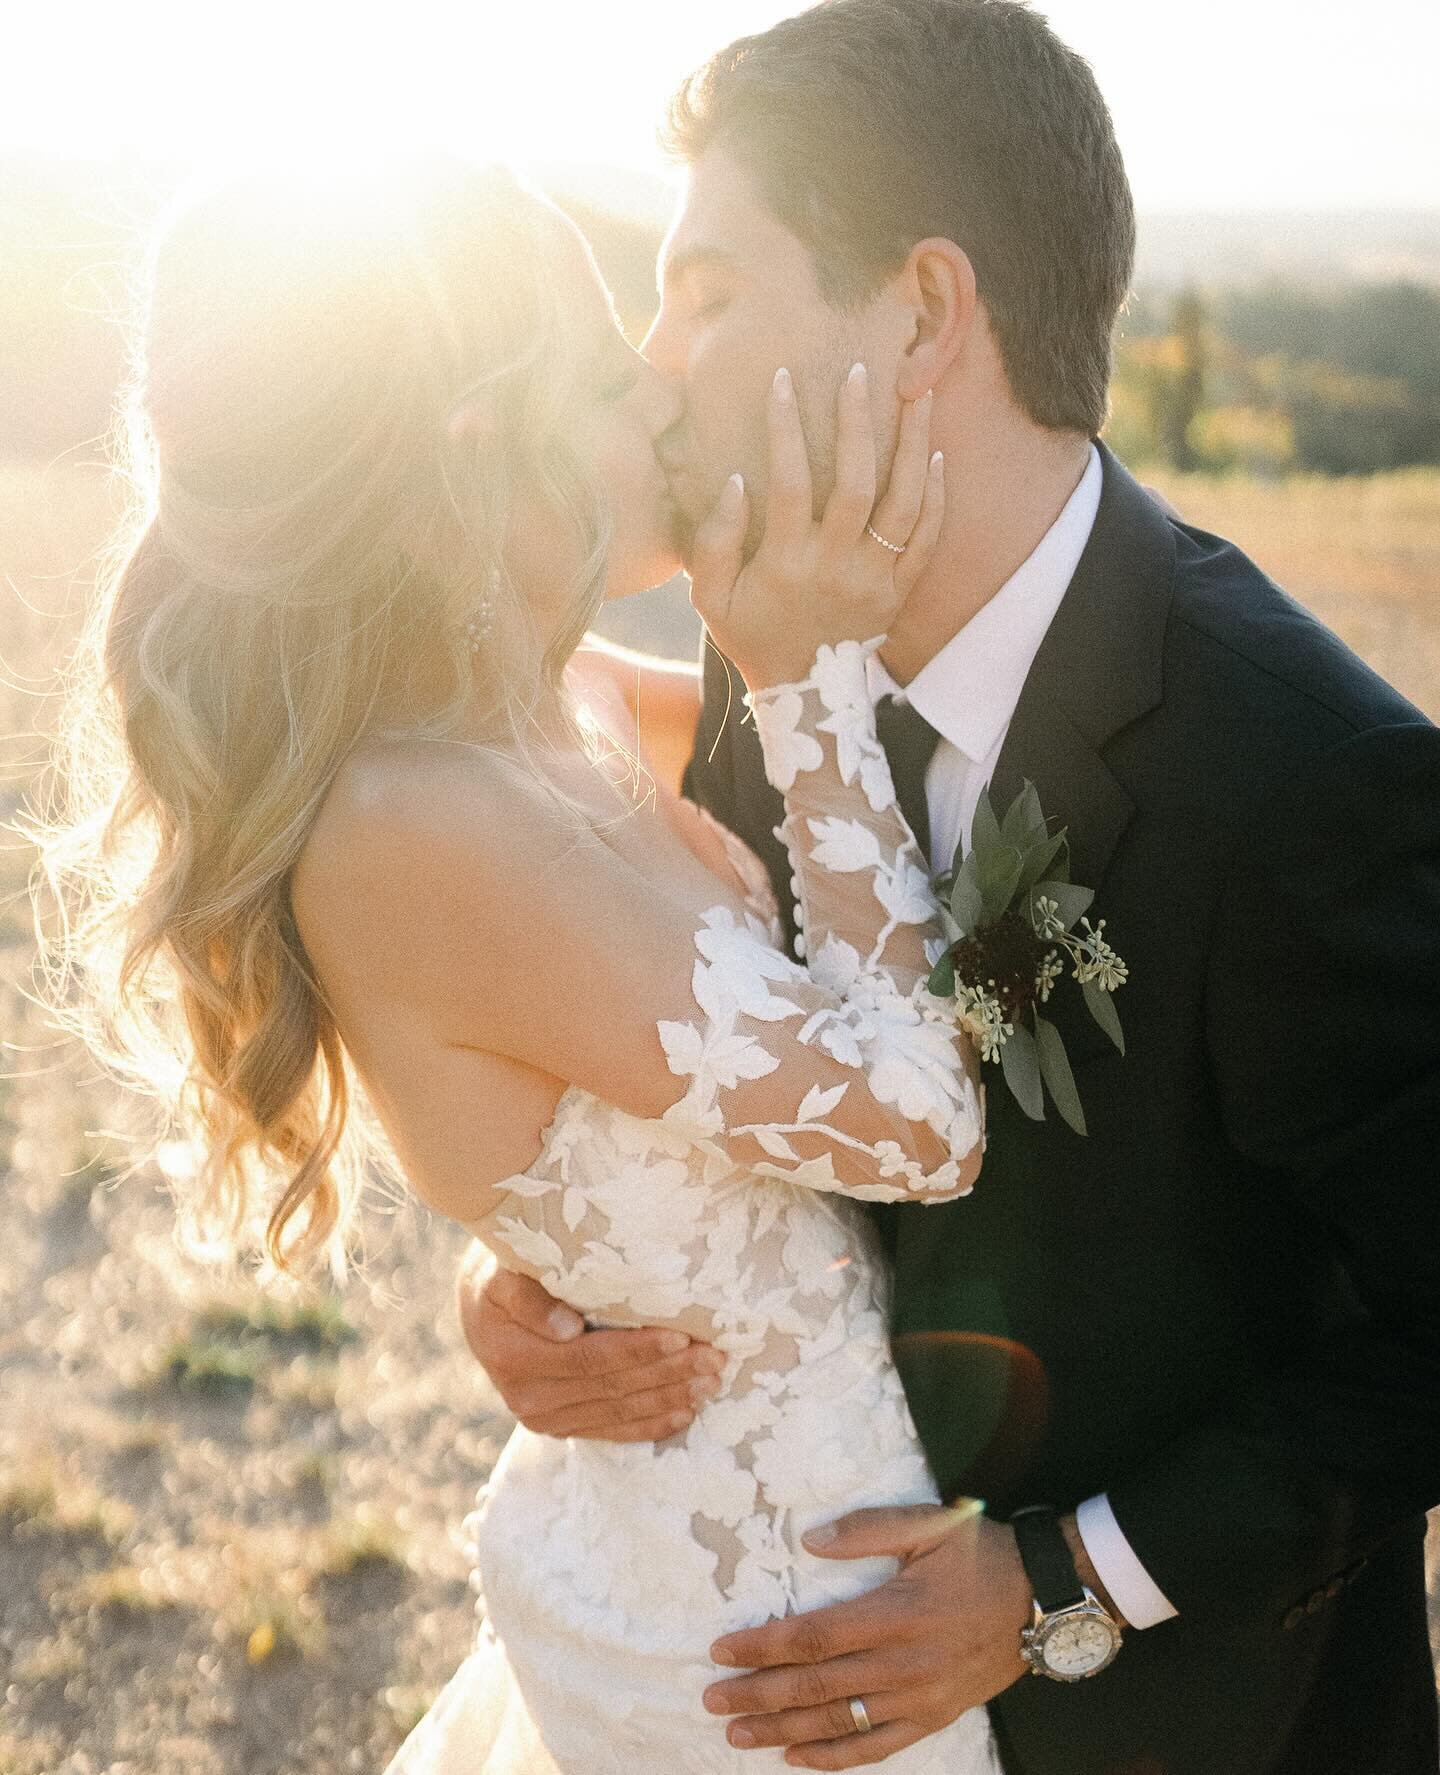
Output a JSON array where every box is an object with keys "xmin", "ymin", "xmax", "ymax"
[{"xmin": 467, "ymin": 567, "xmax": 501, "ymax": 652}]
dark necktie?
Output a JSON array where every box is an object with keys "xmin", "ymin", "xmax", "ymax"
[{"xmin": 874, "ymin": 693, "xmax": 942, "ymax": 868}]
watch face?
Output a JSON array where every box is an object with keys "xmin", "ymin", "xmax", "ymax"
[{"xmin": 1041, "ymin": 1613, "xmax": 1118, "ymax": 1677}]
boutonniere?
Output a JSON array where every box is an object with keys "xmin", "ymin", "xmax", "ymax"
[{"xmin": 925, "ymin": 781, "xmax": 1127, "ymax": 1136}]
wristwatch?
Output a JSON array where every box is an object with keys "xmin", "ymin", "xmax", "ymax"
[{"xmin": 1009, "ymin": 1505, "xmax": 1123, "ymax": 1682}]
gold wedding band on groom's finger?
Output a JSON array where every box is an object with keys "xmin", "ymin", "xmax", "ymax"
[
  {"xmin": 847, "ymin": 1696, "xmax": 874, "ymax": 1735},
  {"xmin": 864, "ymin": 522, "xmax": 907, "ymax": 555}
]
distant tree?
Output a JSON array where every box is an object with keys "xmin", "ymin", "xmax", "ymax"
[
  {"xmin": 1189, "ymin": 403, "xmax": 1294, "ymax": 478},
  {"xmin": 1279, "ymin": 362, "xmax": 1438, "ymax": 475},
  {"xmin": 1164, "ymin": 288, "xmax": 1206, "ymax": 471},
  {"xmin": 1221, "ymin": 281, "xmax": 1440, "ymax": 399},
  {"xmin": 1218, "ymin": 281, "xmax": 1440, "ymax": 471},
  {"xmin": 1110, "ymin": 288, "xmax": 1208, "ymax": 470},
  {"xmin": 1098, "ymin": 367, "xmax": 1159, "ymax": 467}
]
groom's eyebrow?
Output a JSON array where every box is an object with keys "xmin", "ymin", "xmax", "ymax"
[{"xmin": 656, "ymin": 244, "xmax": 740, "ymax": 296}]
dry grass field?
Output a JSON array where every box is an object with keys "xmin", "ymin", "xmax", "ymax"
[
  {"xmin": 1144, "ymin": 467, "xmax": 1440, "ymax": 722},
  {"xmin": 1, "ymin": 458, "xmax": 1437, "ymax": 1773}
]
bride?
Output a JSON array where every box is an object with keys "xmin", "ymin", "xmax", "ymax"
[{"xmin": 40, "ymin": 156, "xmax": 1000, "ymax": 1773}]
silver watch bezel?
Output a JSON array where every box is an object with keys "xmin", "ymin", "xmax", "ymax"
[{"xmin": 1019, "ymin": 1588, "xmax": 1123, "ymax": 1682}]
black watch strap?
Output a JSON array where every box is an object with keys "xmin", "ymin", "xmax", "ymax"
[{"xmin": 1009, "ymin": 1506, "xmax": 1087, "ymax": 1614}]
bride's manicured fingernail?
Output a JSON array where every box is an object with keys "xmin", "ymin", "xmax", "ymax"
[
  {"xmin": 848, "ymin": 361, "xmax": 867, "ymax": 389},
  {"xmin": 931, "ymin": 450, "xmax": 944, "ymax": 472},
  {"xmin": 722, "ymin": 471, "xmax": 745, "ymax": 508},
  {"xmin": 803, "ymin": 1523, "xmax": 837, "ymax": 1549},
  {"xmin": 730, "ymin": 1726, "xmax": 756, "ymax": 1748},
  {"xmin": 773, "ymin": 366, "xmax": 793, "ymax": 400}
]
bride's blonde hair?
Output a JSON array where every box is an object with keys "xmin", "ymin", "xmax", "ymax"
[{"xmin": 31, "ymin": 156, "xmax": 615, "ymax": 1284}]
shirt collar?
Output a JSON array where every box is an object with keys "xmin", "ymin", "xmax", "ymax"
[{"xmin": 867, "ymin": 442, "xmax": 1103, "ymax": 764}]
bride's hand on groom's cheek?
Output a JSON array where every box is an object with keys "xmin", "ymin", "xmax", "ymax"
[
  {"xmin": 703, "ymin": 1504, "xmax": 1031, "ymax": 1769},
  {"xmin": 688, "ymin": 365, "xmax": 944, "ymax": 691},
  {"xmin": 457, "ymin": 1254, "xmax": 725, "ymax": 1442}
]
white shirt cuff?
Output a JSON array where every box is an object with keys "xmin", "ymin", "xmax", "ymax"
[{"xmin": 1075, "ymin": 1492, "xmax": 1179, "ymax": 1629}]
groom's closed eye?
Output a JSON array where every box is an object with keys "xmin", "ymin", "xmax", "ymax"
[
  {"xmin": 674, "ymin": 275, "xmax": 735, "ymax": 329},
  {"xmin": 656, "ymin": 244, "xmax": 740, "ymax": 307}
]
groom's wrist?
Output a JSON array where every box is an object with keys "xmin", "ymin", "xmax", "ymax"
[{"xmin": 1060, "ymin": 1511, "xmax": 1129, "ymax": 1628}]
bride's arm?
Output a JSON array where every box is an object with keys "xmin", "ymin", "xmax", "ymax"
[{"xmin": 683, "ymin": 631, "xmax": 985, "ymax": 1200}]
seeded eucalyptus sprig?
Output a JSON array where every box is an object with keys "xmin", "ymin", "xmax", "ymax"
[{"xmin": 925, "ymin": 781, "xmax": 1127, "ymax": 1136}]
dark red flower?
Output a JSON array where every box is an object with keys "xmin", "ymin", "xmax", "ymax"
[{"xmin": 949, "ymin": 910, "xmax": 1046, "ymax": 1025}]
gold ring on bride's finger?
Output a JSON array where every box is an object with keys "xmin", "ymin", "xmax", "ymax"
[
  {"xmin": 864, "ymin": 522, "xmax": 906, "ymax": 555},
  {"xmin": 847, "ymin": 1696, "xmax": 874, "ymax": 1734}
]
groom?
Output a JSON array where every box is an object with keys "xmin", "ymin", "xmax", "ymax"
[{"xmin": 460, "ymin": 2, "xmax": 1440, "ymax": 1769}]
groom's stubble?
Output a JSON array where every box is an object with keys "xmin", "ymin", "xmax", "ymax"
[{"xmin": 664, "ymin": 328, "xmax": 890, "ymax": 569}]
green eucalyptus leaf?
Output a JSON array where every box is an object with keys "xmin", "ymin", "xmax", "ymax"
[
  {"xmin": 970, "ymin": 788, "xmax": 1002, "ymax": 857},
  {"xmin": 941, "ymin": 832, "xmax": 966, "ymax": 880},
  {"xmin": 999, "ymin": 1021, "xmax": 1045, "ymax": 1121},
  {"xmin": 976, "ymin": 845, "xmax": 1025, "ymax": 921},
  {"xmin": 928, "ymin": 950, "xmax": 957, "ymax": 997},
  {"xmin": 1000, "ymin": 781, "xmax": 1047, "ymax": 850},
  {"xmin": 1016, "ymin": 830, "xmax": 1069, "ymax": 895},
  {"xmin": 1028, "ymin": 879, "xmax": 1094, "ymax": 933},
  {"xmin": 949, "ymin": 870, "xmax": 984, "ymax": 937},
  {"xmin": 1034, "ymin": 1015, "xmax": 1087, "ymax": 1136},
  {"xmin": 1082, "ymin": 979, "xmax": 1126, "ymax": 1054}
]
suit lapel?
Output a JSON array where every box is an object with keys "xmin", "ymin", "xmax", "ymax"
[
  {"xmin": 991, "ymin": 695, "xmax": 1134, "ymax": 893},
  {"xmin": 989, "ymin": 442, "xmax": 1177, "ymax": 891}
]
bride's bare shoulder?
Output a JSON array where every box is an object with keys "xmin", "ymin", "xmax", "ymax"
[{"xmin": 294, "ymin": 737, "xmax": 578, "ymax": 944}]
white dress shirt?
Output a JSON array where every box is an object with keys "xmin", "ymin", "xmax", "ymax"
[{"xmin": 867, "ymin": 442, "xmax": 1178, "ymax": 1630}]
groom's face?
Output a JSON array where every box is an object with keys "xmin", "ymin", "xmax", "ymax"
[{"xmin": 644, "ymin": 148, "xmax": 894, "ymax": 557}]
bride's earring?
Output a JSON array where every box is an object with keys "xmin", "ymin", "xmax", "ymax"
[{"xmin": 467, "ymin": 567, "xmax": 500, "ymax": 653}]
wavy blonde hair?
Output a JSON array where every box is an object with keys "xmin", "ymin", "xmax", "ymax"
[{"xmin": 31, "ymin": 156, "xmax": 619, "ymax": 1285}]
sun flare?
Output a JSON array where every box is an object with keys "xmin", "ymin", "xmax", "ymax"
[{"xmin": 6, "ymin": 0, "xmax": 1438, "ymax": 209}]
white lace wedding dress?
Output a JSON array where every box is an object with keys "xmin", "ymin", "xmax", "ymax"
[{"xmin": 383, "ymin": 641, "xmax": 1002, "ymax": 1774}]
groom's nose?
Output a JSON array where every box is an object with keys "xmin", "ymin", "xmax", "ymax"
[{"xmin": 639, "ymin": 301, "xmax": 684, "ymax": 382}]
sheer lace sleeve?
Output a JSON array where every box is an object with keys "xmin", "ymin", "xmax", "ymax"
[{"xmin": 656, "ymin": 638, "xmax": 982, "ymax": 1203}]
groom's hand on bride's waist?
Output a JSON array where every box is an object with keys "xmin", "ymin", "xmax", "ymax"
[
  {"xmin": 457, "ymin": 1251, "xmax": 724, "ymax": 1442},
  {"xmin": 703, "ymin": 1505, "xmax": 1101, "ymax": 1768}
]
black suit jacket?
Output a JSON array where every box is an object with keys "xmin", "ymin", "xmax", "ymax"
[{"xmin": 682, "ymin": 442, "xmax": 1440, "ymax": 1775}]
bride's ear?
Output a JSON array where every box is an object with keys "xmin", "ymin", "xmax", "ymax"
[{"xmin": 893, "ymin": 238, "xmax": 977, "ymax": 402}]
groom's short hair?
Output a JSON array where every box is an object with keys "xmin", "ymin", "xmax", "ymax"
[{"xmin": 664, "ymin": 0, "xmax": 1135, "ymax": 438}]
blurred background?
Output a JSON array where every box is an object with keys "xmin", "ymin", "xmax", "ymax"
[{"xmin": 1, "ymin": 3, "xmax": 1437, "ymax": 1771}]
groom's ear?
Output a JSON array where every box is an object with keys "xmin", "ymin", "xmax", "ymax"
[{"xmin": 892, "ymin": 238, "xmax": 977, "ymax": 402}]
